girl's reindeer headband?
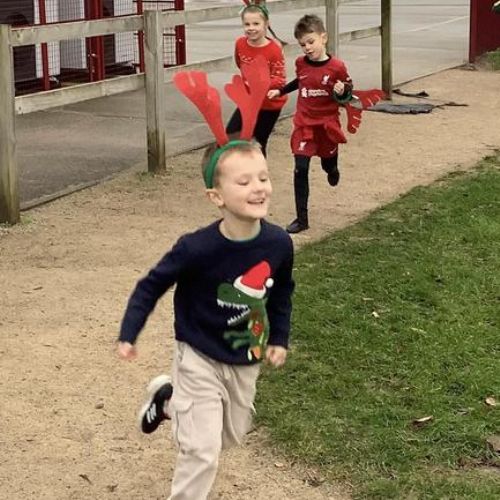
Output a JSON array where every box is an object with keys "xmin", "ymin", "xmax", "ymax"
[
  {"xmin": 173, "ymin": 56, "xmax": 270, "ymax": 189},
  {"xmin": 241, "ymin": 0, "xmax": 269, "ymax": 20}
]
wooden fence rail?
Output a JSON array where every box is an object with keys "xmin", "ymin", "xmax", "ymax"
[{"xmin": 0, "ymin": 0, "xmax": 392, "ymax": 224}]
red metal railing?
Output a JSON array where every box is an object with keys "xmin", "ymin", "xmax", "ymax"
[{"xmin": 1, "ymin": 0, "xmax": 186, "ymax": 95}]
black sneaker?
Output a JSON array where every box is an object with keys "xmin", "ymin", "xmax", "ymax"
[
  {"xmin": 138, "ymin": 375, "xmax": 173, "ymax": 434},
  {"xmin": 327, "ymin": 166, "xmax": 340, "ymax": 186},
  {"xmin": 286, "ymin": 218, "xmax": 309, "ymax": 234}
]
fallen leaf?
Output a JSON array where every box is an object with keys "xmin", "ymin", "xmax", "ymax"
[
  {"xmin": 410, "ymin": 327, "xmax": 427, "ymax": 334},
  {"xmin": 485, "ymin": 397, "xmax": 497, "ymax": 407},
  {"xmin": 412, "ymin": 415, "xmax": 433, "ymax": 427},
  {"xmin": 274, "ymin": 462, "xmax": 285, "ymax": 469}
]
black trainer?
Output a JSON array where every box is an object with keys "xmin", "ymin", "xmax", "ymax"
[
  {"xmin": 138, "ymin": 375, "xmax": 173, "ymax": 434},
  {"xmin": 326, "ymin": 166, "xmax": 340, "ymax": 187},
  {"xmin": 286, "ymin": 218, "xmax": 309, "ymax": 234}
]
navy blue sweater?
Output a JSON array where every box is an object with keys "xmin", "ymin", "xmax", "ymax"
[{"xmin": 119, "ymin": 220, "xmax": 294, "ymax": 365}]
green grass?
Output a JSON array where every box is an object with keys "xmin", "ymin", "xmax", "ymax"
[
  {"xmin": 257, "ymin": 155, "xmax": 500, "ymax": 498},
  {"xmin": 0, "ymin": 214, "xmax": 32, "ymax": 228},
  {"xmin": 485, "ymin": 50, "xmax": 500, "ymax": 71}
]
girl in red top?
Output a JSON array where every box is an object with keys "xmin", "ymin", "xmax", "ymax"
[{"xmin": 225, "ymin": 2, "xmax": 287, "ymax": 157}]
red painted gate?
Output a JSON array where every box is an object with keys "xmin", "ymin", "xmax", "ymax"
[{"xmin": 469, "ymin": 0, "xmax": 500, "ymax": 61}]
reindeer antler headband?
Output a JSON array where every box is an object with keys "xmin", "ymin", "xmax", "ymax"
[
  {"xmin": 173, "ymin": 56, "xmax": 270, "ymax": 188},
  {"xmin": 241, "ymin": 0, "xmax": 269, "ymax": 20}
]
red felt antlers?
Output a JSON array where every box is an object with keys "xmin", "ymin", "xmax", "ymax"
[
  {"xmin": 225, "ymin": 55, "xmax": 270, "ymax": 140},
  {"xmin": 173, "ymin": 71, "xmax": 228, "ymax": 146},
  {"xmin": 173, "ymin": 56, "xmax": 270, "ymax": 146},
  {"xmin": 345, "ymin": 89, "xmax": 385, "ymax": 134}
]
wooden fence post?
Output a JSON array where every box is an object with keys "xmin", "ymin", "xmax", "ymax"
[
  {"xmin": 381, "ymin": 0, "xmax": 393, "ymax": 98},
  {"xmin": 325, "ymin": 0, "xmax": 339, "ymax": 56},
  {"xmin": 0, "ymin": 24, "xmax": 19, "ymax": 224},
  {"xmin": 144, "ymin": 10, "xmax": 167, "ymax": 173}
]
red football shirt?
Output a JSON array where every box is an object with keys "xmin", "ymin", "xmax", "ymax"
[{"xmin": 294, "ymin": 55, "xmax": 352, "ymax": 126}]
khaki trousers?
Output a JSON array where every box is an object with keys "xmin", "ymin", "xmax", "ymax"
[{"xmin": 168, "ymin": 341, "xmax": 260, "ymax": 500}]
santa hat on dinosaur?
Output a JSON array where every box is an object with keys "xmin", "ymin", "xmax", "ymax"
[{"xmin": 234, "ymin": 261, "xmax": 274, "ymax": 300}]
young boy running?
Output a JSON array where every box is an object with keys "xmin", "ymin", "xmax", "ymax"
[
  {"xmin": 118, "ymin": 138, "xmax": 294, "ymax": 497},
  {"xmin": 268, "ymin": 14, "xmax": 354, "ymax": 233}
]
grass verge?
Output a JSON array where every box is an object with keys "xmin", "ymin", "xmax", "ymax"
[
  {"xmin": 258, "ymin": 155, "xmax": 500, "ymax": 499},
  {"xmin": 485, "ymin": 49, "xmax": 500, "ymax": 71}
]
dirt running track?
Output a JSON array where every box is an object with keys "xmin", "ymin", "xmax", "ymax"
[{"xmin": 1, "ymin": 67, "xmax": 499, "ymax": 499}]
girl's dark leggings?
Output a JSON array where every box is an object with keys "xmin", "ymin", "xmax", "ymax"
[{"xmin": 226, "ymin": 108, "xmax": 281, "ymax": 157}]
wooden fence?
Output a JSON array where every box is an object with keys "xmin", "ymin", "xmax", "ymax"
[{"xmin": 0, "ymin": 0, "xmax": 392, "ymax": 224}]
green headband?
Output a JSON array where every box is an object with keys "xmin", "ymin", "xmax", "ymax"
[
  {"xmin": 204, "ymin": 140, "xmax": 251, "ymax": 188},
  {"xmin": 241, "ymin": 3, "xmax": 269, "ymax": 20}
]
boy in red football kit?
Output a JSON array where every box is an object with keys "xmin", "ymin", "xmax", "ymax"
[
  {"xmin": 269, "ymin": 14, "xmax": 353, "ymax": 233},
  {"xmin": 226, "ymin": 1, "xmax": 287, "ymax": 157}
]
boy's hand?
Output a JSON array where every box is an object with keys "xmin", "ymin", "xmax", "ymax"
[
  {"xmin": 117, "ymin": 341, "xmax": 137, "ymax": 360},
  {"xmin": 333, "ymin": 80, "xmax": 345, "ymax": 95},
  {"xmin": 267, "ymin": 89, "xmax": 281, "ymax": 100},
  {"xmin": 265, "ymin": 345, "xmax": 287, "ymax": 368}
]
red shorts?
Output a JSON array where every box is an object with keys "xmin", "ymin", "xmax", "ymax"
[{"xmin": 291, "ymin": 126, "xmax": 340, "ymax": 157}]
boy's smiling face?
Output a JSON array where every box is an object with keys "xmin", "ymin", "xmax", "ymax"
[
  {"xmin": 298, "ymin": 31, "xmax": 328, "ymax": 61},
  {"xmin": 209, "ymin": 149, "xmax": 272, "ymax": 223}
]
